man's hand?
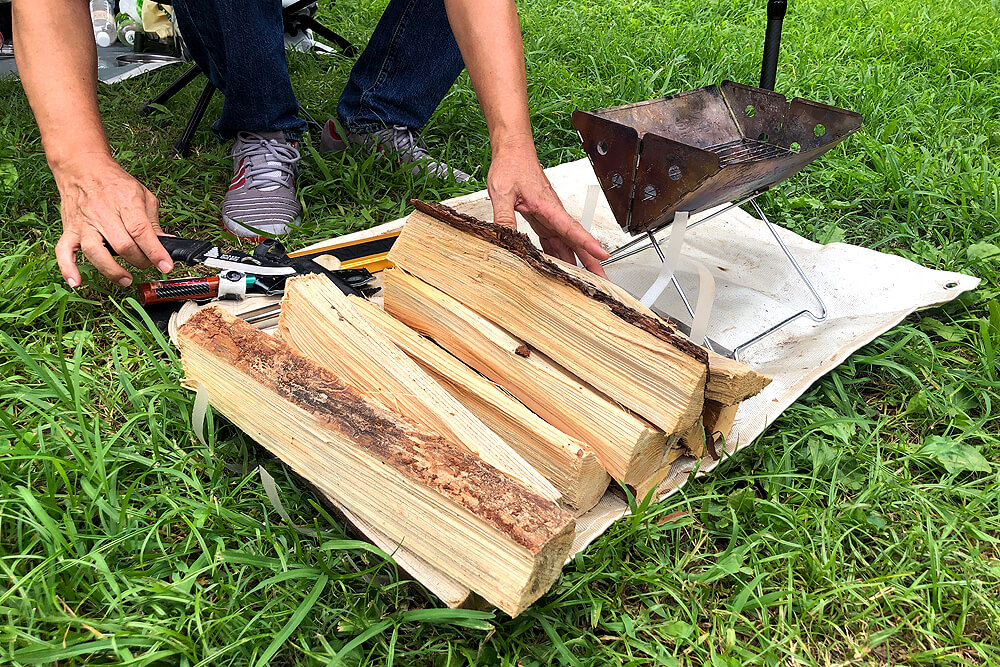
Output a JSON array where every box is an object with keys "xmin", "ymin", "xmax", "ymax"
[
  {"xmin": 53, "ymin": 155, "xmax": 172, "ymax": 288},
  {"xmin": 488, "ymin": 138, "xmax": 609, "ymax": 277},
  {"xmin": 442, "ymin": 0, "xmax": 609, "ymax": 277},
  {"xmin": 12, "ymin": 0, "xmax": 173, "ymax": 288}
]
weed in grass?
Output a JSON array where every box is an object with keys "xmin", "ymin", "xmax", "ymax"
[{"xmin": 1, "ymin": 0, "xmax": 999, "ymax": 664}]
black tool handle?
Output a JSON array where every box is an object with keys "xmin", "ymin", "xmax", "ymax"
[
  {"xmin": 105, "ymin": 235, "xmax": 215, "ymax": 266},
  {"xmin": 157, "ymin": 236, "xmax": 216, "ymax": 265},
  {"xmin": 760, "ymin": 0, "xmax": 787, "ymax": 91}
]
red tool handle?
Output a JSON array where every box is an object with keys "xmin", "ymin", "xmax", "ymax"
[{"xmin": 138, "ymin": 276, "xmax": 220, "ymax": 306}]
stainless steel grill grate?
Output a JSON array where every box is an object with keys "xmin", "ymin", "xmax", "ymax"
[{"xmin": 709, "ymin": 139, "xmax": 791, "ymax": 166}]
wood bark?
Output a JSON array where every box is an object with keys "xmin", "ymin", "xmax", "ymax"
[
  {"xmin": 510, "ymin": 216, "xmax": 772, "ymax": 406},
  {"xmin": 382, "ymin": 269, "xmax": 671, "ymax": 484},
  {"xmin": 178, "ymin": 307, "xmax": 575, "ymax": 616},
  {"xmin": 276, "ymin": 274, "xmax": 560, "ymax": 504},
  {"xmin": 386, "ymin": 203, "xmax": 709, "ymax": 436},
  {"xmin": 350, "ymin": 297, "xmax": 611, "ymax": 514}
]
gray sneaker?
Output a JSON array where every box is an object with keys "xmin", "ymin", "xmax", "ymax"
[
  {"xmin": 223, "ymin": 131, "xmax": 302, "ymax": 240},
  {"xmin": 320, "ymin": 120, "xmax": 472, "ymax": 182}
]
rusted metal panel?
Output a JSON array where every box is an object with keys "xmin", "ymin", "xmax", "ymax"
[{"xmin": 574, "ymin": 81, "xmax": 863, "ymax": 235}]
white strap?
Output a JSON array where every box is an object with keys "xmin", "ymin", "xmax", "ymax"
[
  {"xmin": 640, "ymin": 211, "xmax": 689, "ymax": 307},
  {"xmin": 577, "ymin": 184, "xmax": 601, "ymax": 269},
  {"xmin": 687, "ymin": 259, "xmax": 716, "ymax": 345},
  {"xmin": 580, "ymin": 184, "xmax": 600, "ymax": 233},
  {"xmin": 218, "ymin": 273, "xmax": 248, "ymax": 300}
]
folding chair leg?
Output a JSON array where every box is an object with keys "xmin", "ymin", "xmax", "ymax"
[
  {"xmin": 298, "ymin": 16, "xmax": 357, "ymax": 57},
  {"xmin": 139, "ymin": 64, "xmax": 202, "ymax": 117},
  {"xmin": 173, "ymin": 80, "xmax": 216, "ymax": 158}
]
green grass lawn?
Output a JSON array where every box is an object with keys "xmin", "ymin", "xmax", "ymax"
[{"xmin": 2, "ymin": 0, "xmax": 999, "ymax": 664}]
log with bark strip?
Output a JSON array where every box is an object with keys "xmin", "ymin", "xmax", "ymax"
[
  {"xmin": 386, "ymin": 201, "xmax": 711, "ymax": 436},
  {"xmin": 178, "ymin": 307, "xmax": 575, "ymax": 616},
  {"xmin": 277, "ymin": 274, "xmax": 561, "ymax": 505}
]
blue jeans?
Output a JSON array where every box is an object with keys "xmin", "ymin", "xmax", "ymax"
[{"xmin": 170, "ymin": 0, "xmax": 465, "ymax": 141}]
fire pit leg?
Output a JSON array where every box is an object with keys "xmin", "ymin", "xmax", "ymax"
[
  {"xmin": 600, "ymin": 192, "xmax": 828, "ymax": 362},
  {"xmin": 729, "ymin": 199, "xmax": 828, "ymax": 362}
]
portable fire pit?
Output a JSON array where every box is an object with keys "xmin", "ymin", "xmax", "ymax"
[
  {"xmin": 572, "ymin": 81, "xmax": 863, "ymax": 235},
  {"xmin": 571, "ymin": 1, "xmax": 864, "ymax": 360}
]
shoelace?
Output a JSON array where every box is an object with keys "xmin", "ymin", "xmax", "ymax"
[
  {"xmin": 231, "ymin": 132, "xmax": 301, "ymax": 190},
  {"xmin": 372, "ymin": 125, "xmax": 432, "ymax": 161}
]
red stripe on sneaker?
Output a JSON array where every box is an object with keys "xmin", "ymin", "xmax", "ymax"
[
  {"xmin": 326, "ymin": 120, "xmax": 346, "ymax": 141},
  {"xmin": 229, "ymin": 160, "xmax": 247, "ymax": 191}
]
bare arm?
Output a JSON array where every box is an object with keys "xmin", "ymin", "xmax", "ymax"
[
  {"xmin": 12, "ymin": 0, "xmax": 172, "ymax": 287},
  {"xmin": 442, "ymin": 0, "xmax": 609, "ymax": 276}
]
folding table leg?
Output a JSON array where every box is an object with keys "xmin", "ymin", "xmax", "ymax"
[{"xmin": 173, "ymin": 80, "xmax": 216, "ymax": 158}]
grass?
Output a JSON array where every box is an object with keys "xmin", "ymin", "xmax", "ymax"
[{"xmin": 1, "ymin": 0, "xmax": 999, "ymax": 663}]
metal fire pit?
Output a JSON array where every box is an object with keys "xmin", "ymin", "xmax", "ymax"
[{"xmin": 572, "ymin": 80, "xmax": 863, "ymax": 235}]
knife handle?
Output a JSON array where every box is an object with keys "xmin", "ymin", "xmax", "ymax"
[
  {"xmin": 104, "ymin": 235, "xmax": 215, "ymax": 266},
  {"xmin": 157, "ymin": 236, "xmax": 215, "ymax": 265}
]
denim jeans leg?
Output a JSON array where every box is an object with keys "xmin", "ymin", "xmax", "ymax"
[
  {"xmin": 337, "ymin": 0, "xmax": 465, "ymax": 133},
  {"xmin": 170, "ymin": 0, "xmax": 306, "ymax": 141}
]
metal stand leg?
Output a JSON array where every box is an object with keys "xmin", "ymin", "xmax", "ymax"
[
  {"xmin": 283, "ymin": 0, "xmax": 357, "ymax": 57},
  {"xmin": 603, "ymin": 191, "xmax": 767, "ymax": 266},
  {"xmin": 602, "ymin": 193, "xmax": 827, "ymax": 361},
  {"xmin": 729, "ymin": 200, "xmax": 827, "ymax": 361}
]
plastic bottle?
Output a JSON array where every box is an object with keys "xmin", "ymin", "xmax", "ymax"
[
  {"xmin": 90, "ymin": 0, "xmax": 117, "ymax": 48},
  {"xmin": 117, "ymin": 17, "xmax": 142, "ymax": 46}
]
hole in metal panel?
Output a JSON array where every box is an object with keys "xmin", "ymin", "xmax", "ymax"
[
  {"xmin": 745, "ymin": 105, "xmax": 756, "ymax": 118},
  {"xmin": 789, "ymin": 141, "xmax": 801, "ymax": 152},
  {"xmin": 814, "ymin": 124, "xmax": 827, "ymax": 138},
  {"xmin": 642, "ymin": 185, "xmax": 657, "ymax": 201},
  {"xmin": 945, "ymin": 281, "xmax": 959, "ymax": 289},
  {"xmin": 758, "ymin": 133, "xmax": 769, "ymax": 142},
  {"xmin": 596, "ymin": 140, "xmax": 609, "ymax": 155},
  {"xmin": 667, "ymin": 165, "xmax": 682, "ymax": 181},
  {"xmin": 609, "ymin": 172, "xmax": 624, "ymax": 189}
]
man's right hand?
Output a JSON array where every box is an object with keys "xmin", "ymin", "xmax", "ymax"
[
  {"xmin": 12, "ymin": 0, "xmax": 174, "ymax": 288},
  {"xmin": 53, "ymin": 155, "xmax": 173, "ymax": 288}
]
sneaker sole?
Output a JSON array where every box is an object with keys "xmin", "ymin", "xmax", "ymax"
[{"xmin": 222, "ymin": 214, "xmax": 300, "ymax": 242}]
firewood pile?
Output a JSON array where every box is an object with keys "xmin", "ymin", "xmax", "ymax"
[{"xmin": 176, "ymin": 201, "xmax": 770, "ymax": 616}]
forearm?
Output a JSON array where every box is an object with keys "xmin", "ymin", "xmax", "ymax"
[
  {"xmin": 12, "ymin": 0, "xmax": 112, "ymax": 177},
  {"xmin": 442, "ymin": 0, "xmax": 535, "ymax": 156}
]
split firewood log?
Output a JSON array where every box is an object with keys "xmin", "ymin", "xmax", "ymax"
[
  {"xmin": 386, "ymin": 201, "xmax": 709, "ymax": 436},
  {"xmin": 277, "ymin": 274, "xmax": 560, "ymax": 505},
  {"xmin": 178, "ymin": 307, "xmax": 575, "ymax": 616},
  {"xmin": 350, "ymin": 296, "xmax": 611, "ymax": 514},
  {"xmin": 382, "ymin": 269, "xmax": 671, "ymax": 485}
]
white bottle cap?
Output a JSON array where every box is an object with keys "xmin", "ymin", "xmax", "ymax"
[{"xmin": 96, "ymin": 32, "xmax": 113, "ymax": 48}]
